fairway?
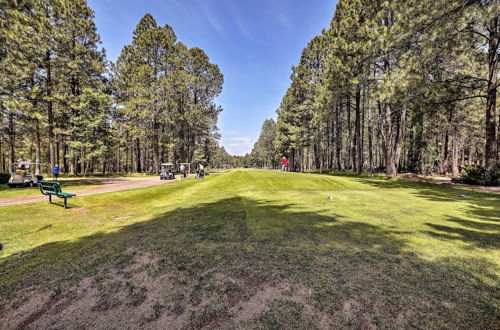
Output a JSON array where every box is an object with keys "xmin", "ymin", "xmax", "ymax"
[{"xmin": 0, "ymin": 170, "xmax": 498, "ymax": 329}]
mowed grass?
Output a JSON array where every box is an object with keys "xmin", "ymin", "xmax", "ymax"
[{"xmin": 0, "ymin": 170, "xmax": 498, "ymax": 329}]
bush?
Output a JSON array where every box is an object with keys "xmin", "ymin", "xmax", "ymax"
[
  {"xmin": 491, "ymin": 165, "xmax": 500, "ymax": 186},
  {"xmin": 0, "ymin": 172, "xmax": 11, "ymax": 184},
  {"xmin": 452, "ymin": 165, "xmax": 500, "ymax": 186}
]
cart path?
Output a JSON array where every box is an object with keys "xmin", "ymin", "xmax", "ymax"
[{"xmin": 0, "ymin": 177, "xmax": 180, "ymax": 207}]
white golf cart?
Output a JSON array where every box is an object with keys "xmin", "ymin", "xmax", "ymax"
[
  {"xmin": 160, "ymin": 163, "xmax": 176, "ymax": 180},
  {"xmin": 8, "ymin": 162, "xmax": 44, "ymax": 188}
]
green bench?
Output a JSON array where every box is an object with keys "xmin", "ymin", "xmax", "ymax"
[{"xmin": 39, "ymin": 181, "xmax": 76, "ymax": 208}]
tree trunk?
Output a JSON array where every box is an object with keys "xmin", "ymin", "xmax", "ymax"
[
  {"xmin": 441, "ymin": 106, "xmax": 454, "ymax": 175},
  {"xmin": 355, "ymin": 87, "xmax": 362, "ymax": 174},
  {"xmin": 411, "ymin": 113, "xmax": 425, "ymax": 174},
  {"xmin": 384, "ymin": 101, "xmax": 397, "ymax": 179},
  {"xmin": 56, "ymin": 137, "xmax": 60, "ymax": 166},
  {"xmin": 35, "ymin": 119, "xmax": 41, "ymax": 175},
  {"xmin": 367, "ymin": 93, "xmax": 374, "ymax": 173},
  {"xmin": 347, "ymin": 98, "xmax": 354, "ymax": 170},
  {"xmin": 335, "ymin": 102, "xmax": 342, "ymax": 170},
  {"xmin": 116, "ymin": 147, "xmax": 121, "ymax": 173},
  {"xmin": 125, "ymin": 131, "xmax": 130, "ymax": 173},
  {"xmin": 394, "ymin": 106, "xmax": 407, "ymax": 169},
  {"xmin": 63, "ymin": 140, "xmax": 68, "ymax": 173},
  {"xmin": 8, "ymin": 113, "xmax": 15, "ymax": 173},
  {"xmin": 46, "ymin": 52, "xmax": 56, "ymax": 172},
  {"xmin": 0, "ymin": 136, "xmax": 3, "ymax": 172},
  {"xmin": 361, "ymin": 84, "xmax": 366, "ymax": 172},
  {"xmin": 136, "ymin": 138, "xmax": 142, "ymax": 173},
  {"xmin": 72, "ymin": 152, "xmax": 78, "ymax": 176},
  {"xmin": 485, "ymin": 15, "xmax": 498, "ymax": 185},
  {"xmin": 451, "ymin": 131, "xmax": 460, "ymax": 178}
]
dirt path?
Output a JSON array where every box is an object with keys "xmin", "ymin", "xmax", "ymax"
[{"xmin": 0, "ymin": 177, "xmax": 180, "ymax": 207}]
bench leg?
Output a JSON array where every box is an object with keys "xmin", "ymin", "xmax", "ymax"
[
  {"xmin": 49, "ymin": 195, "xmax": 52, "ymax": 204},
  {"xmin": 64, "ymin": 198, "xmax": 67, "ymax": 209}
]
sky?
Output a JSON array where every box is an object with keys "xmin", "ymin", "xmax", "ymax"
[{"xmin": 88, "ymin": 0, "xmax": 337, "ymax": 155}]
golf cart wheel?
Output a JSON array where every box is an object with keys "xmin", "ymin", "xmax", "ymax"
[{"xmin": 28, "ymin": 181, "xmax": 34, "ymax": 188}]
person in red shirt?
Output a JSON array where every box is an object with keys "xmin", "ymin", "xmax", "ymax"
[{"xmin": 281, "ymin": 157, "xmax": 289, "ymax": 171}]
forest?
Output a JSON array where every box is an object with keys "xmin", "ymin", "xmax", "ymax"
[
  {"xmin": 249, "ymin": 0, "xmax": 499, "ymax": 185},
  {"xmin": 0, "ymin": 0, "xmax": 223, "ymax": 176},
  {"xmin": 2, "ymin": 0, "xmax": 499, "ymax": 185}
]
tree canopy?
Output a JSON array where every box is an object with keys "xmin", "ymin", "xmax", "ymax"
[
  {"xmin": 273, "ymin": 0, "xmax": 499, "ymax": 184},
  {"xmin": 0, "ymin": 2, "xmax": 224, "ymax": 175}
]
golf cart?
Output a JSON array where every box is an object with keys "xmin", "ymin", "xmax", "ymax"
[
  {"xmin": 8, "ymin": 162, "xmax": 44, "ymax": 188},
  {"xmin": 160, "ymin": 163, "xmax": 176, "ymax": 180}
]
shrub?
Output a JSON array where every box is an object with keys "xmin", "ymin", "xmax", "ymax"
[
  {"xmin": 452, "ymin": 165, "xmax": 500, "ymax": 186},
  {"xmin": 0, "ymin": 172, "xmax": 11, "ymax": 184},
  {"xmin": 491, "ymin": 164, "xmax": 500, "ymax": 185}
]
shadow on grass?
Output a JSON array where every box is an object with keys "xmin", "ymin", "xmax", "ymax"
[
  {"xmin": 423, "ymin": 222, "xmax": 500, "ymax": 249},
  {"xmin": 0, "ymin": 197, "xmax": 498, "ymax": 329},
  {"xmin": 353, "ymin": 176, "xmax": 499, "ymax": 204},
  {"xmin": 352, "ymin": 176, "xmax": 500, "ymax": 248}
]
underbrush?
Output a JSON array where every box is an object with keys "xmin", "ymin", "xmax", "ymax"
[{"xmin": 452, "ymin": 165, "xmax": 500, "ymax": 186}]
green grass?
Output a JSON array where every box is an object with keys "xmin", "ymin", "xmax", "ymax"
[{"xmin": 0, "ymin": 170, "xmax": 498, "ymax": 329}]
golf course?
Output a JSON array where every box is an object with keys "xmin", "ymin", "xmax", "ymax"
[
  {"xmin": 0, "ymin": 170, "xmax": 498, "ymax": 329},
  {"xmin": 2, "ymin": 0, "xmax": 500, "ymax": 328}
]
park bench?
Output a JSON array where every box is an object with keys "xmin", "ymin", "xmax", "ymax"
[{"xmin": 39, "ymin": 181, "xmax": 76, "ymax": 208}]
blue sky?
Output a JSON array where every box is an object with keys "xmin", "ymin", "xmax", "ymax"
[{"xmin": 88, "ymin": 0, "xmax": 337, "ymax": 155}]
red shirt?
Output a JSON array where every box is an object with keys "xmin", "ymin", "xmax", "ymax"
[{"xmin": 281, "ymin": 158, "xmax": 288, "ymax": 166}]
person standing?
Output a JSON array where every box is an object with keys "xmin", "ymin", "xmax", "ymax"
[
  {"xmin": 198, "ymin": 164, "xmax": 205, "ymax": 179},
  {"xmin": 18, "ymin": 157, "xmax": 28, "ymax": 171},
  {"xmin": 180, "ymin": 164, "xmax": 186, "ymax": 178},
  {"xmin": 53, "ymin": 164, "xmax": 60, "ymax": 181},
  {"xmin": 281, "ymin": 157, "xmax": 289, "ymax": 171}
]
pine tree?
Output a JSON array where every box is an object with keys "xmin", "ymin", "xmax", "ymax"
[{"xmin": 113, "ymin": 14, "xmax": 223, "ymax": 173}]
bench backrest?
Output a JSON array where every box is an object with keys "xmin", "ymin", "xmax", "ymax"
[{"xmin": 39, "ymin": 181, "xmax": 61, "ymax": 195}]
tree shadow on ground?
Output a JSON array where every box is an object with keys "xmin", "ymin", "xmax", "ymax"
[
  {"xmin": 423, "ymin": 222, "xmax": 500, "ymax": 249},
  {"xmin": 354, "ymin": 177, "xmax": 500, "ymax": 247},
  {"xmin": 0, "ymin": 197, "xmax": 498, "ymax": 329}
]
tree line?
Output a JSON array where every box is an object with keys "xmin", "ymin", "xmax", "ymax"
[
  {"xmin": 261, "ymin": 0, "xmax": 498, "ymax": 184},
  {"xmin": 0, "ymin": 0, "xmax": 223, "ymax": 176}
]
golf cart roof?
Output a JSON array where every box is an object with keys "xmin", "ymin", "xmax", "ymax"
[
  {"xmin": 180, "ymin": 163, "xmax": 191, "ymax": 165},
  {"xmin": 161, "ymin": 163, "xmax": 174, "ymax": 166}
]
